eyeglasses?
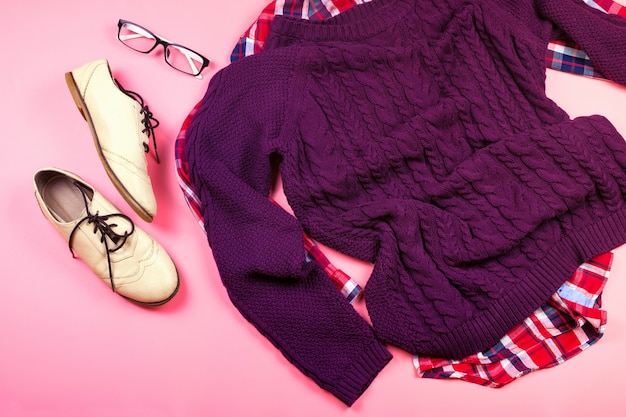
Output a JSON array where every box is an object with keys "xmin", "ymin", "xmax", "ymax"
[{"xmin": 117, "ymin": 19, "xmax": 210, "ymax": 79}]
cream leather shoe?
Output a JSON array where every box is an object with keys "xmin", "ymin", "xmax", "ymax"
[
  {"xmin": 33, "ymin": 168, "xmax": 179, "ymax": 306},
  {"xmin": 65, "ymin": 59, "xmax": 158, "ymax": 222}
]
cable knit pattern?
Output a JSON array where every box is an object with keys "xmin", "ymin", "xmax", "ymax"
[{"xmin": 185, "ymin": 0, "xmax": 626, "ymax": 406}]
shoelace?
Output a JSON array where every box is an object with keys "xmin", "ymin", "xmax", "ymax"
[
  {"xmin": 68, "ymin": 181, "xmax": 135, "ymax": 292},
  {"xmin": 114, "ymin": 79, "xmax": 161, "ymax": 163}
]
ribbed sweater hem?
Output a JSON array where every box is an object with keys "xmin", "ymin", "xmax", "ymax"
[{"xmin": 422, "ymin": 208, "xmax": 626, "ymax": 359}]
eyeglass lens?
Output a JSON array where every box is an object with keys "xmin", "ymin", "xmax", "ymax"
[
  {"xmin": 118, "ymin": 22, "xmax": 157, "ymax": 53},
  {"xmin": 118, "ymin": 21, "xmax": 209, "ymax": 77},
  {"xmin": 165, "ymin": 45, "xmax": 206, "ymax": 76}
]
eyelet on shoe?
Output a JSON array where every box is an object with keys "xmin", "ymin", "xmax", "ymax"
[
  {"xmin": 68, "ymin": 180, "xmax": 135, "ymax": 293},
  {"xmin": 114, "ymin": 79, "xmax": 161, "ymax": 163}
]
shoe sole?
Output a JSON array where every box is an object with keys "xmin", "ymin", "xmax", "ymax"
[
  {"xmin": 64, "ymin": 71, "xmax": 154, "ymax": 223},
  {"xmin": 121, "ymin": 271, "xmax": 181, "ymax": 307}
]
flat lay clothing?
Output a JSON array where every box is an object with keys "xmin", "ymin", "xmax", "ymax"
[
  {"xmin": 183, "ymin": 0, "xmax": 626, "ymax": 405},
  {"xmin": 178, "ymin": 0, "xmax": 626, "ymax": 303},
  {"xmin": 178, "ymin": 0, "xmax": 625, "ymax": 304},
  {"xmin": 175, "ymin": 103, "xmax": 614, "ymax": 388}
]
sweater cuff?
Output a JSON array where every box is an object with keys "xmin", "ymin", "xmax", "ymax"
[{"xmin": 329, "ymin": 341, "xmax": 392, "ymax": 406}]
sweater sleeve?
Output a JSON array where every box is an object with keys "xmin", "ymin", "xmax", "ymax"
[
  {"xmin": 185, "ymin": 57, "xmax": 391, "ymax": 406},
  {"xmin": 537, "ymin": 0, "xmax": 626, "ymax": 85}
]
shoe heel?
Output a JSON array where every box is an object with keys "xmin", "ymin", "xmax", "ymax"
[{"xmin": 64, "ymin": 72, "xmax": 87, "ymax": 121}]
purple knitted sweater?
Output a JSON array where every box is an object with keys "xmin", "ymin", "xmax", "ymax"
[{"xmin": 186, "ymin": 0, "xmax": 626, "ymax": 406}]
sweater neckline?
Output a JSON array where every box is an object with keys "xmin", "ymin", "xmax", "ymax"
[{"xmin": 269, "ymin": 0, "xmax": 414, "ymax": 42}]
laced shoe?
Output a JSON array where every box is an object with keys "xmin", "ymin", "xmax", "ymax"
[
  {"xmin": 33, "ymin": 167, "xmax": 179, "ymax": 306},
  {"xmin": 65, "ymin": 59, "xmax": 159, "ymax": 222}
]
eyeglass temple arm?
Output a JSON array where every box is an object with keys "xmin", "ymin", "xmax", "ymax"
[
  {"xmin": 119, "ymin": 33, "xmax": 156, "ymax": 42},
  {"xmin": 183, "ymin": 53, "xmax": 203, "ymax": 80},
  {"xmin": 146, "ymin": 34, "xmax": 204, "ymax": 79}
]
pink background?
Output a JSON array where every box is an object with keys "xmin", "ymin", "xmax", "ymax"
[{"xmin": 3, "ymin": 0, "xmax": 626, "ymax": 415}]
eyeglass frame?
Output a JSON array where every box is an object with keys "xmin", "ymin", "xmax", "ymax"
[{"xmin": 117, "ymin": 19, "xmax": 210, "ymax": 79}]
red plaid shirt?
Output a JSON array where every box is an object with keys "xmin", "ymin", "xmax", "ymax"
[{"xmin": 175, "ymin": 0, "xmax": 621, "ymax": 386}]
